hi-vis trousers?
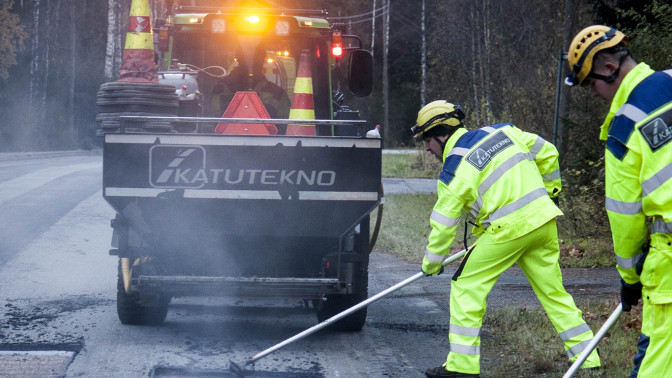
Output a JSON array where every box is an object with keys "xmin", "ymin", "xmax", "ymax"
[
  {"xmin": 632, "ymin": 233, "xmax": 672, "ymax": 377},
  {"xmin": 444, "ymin": 219, "xmax": 601, "ymax": 374}
]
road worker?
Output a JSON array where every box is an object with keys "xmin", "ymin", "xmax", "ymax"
[
  {"xmin": 412, "ymin": 100, "xmax": 601, "ymax": 377},
  {"xmin": 565, "ymin": 25, "xmax": 672, "ymax": 377}
]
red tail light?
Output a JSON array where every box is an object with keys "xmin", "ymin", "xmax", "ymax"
[{"xmin": 332, "ymin": 31, "xmax": 343, "ymax": 58}]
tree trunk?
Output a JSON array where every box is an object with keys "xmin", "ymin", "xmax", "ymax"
[
  {"xmin": 470, "ymin": 3, "xmax": 480, "ymax": 125},
  {"xmin": 421, "ymin": 0, "xmax": 426, "ymax": 107},
  {"xmin": 383, "ymin": 0, "xmax": 390, "ymax": 141},
  {"xmin": 557, "ymin": 0, "xmax": 575, "ymax": 164},
  {"xmin": 371, "ymin": 0, "xmax": 376, "ymax": 63},
  {"xmin": 69, "ymin": 0, "xmax": 75, "ymax": 140},
  {"xmin": 482, "ymin": 0, "xmax": 491, "ymax": 124}
]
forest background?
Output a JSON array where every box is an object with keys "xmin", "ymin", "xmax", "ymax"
[{"xmin": 1, "ymin": 0, "xmax": 671, "ymax": 244}]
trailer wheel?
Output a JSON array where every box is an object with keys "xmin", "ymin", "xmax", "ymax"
[
  {"xmin": 316, "ymin": 292, "xmax": 367, "ymax": 332},
  {"xmin": 116, "ymin": 260, "xmax": 169, "ymax": 326},
  {"xmin": 315, "ymin": 261, "xmax": 369, "ymax": 332}
]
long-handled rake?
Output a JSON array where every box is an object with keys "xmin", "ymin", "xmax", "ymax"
[{"xmin": 229, "ymin": 247, "xmax": 470, "ymax": 377}]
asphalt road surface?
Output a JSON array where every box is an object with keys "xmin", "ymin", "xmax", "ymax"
[{"xmin": 0, "ymin": 151, "xmax": 620, "ymax": 377}]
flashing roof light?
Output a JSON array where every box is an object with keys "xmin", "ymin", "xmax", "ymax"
[
  {"xmin": 246, "ymin": 15, "xmax": 260, "ymax": 24},
  {"xmin": 332, "ymin": 31, "xmax": 343, "ymax": 58},
  {"xmin": 189, "ymin": 17, "xmax": 202, "ymax": 24}
]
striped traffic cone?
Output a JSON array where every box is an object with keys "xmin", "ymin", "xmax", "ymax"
[
  {"xmin": 286, "ymin": 49, "xmax": 316, "ymax": 136},
  {"xmin": 118, "ymin": 0, "xmax": 158, "ymax": 83}
]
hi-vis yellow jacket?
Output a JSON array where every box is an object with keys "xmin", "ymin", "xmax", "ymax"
[
  {"xmin": 601, "ymin": 63, "xmax": 672, "ymax": 287},
  {"xmin": 423, "ymin": 123, "xmax": 562, "ymax": 274}
]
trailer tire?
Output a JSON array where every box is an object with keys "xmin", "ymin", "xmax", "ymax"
[
  {"xmin": 316, "ymin": 292, "xmax": 367, "ymax": 332},
  {"xmin": 116, "ymin": 261, "xmax": 169, "ymax": 326},
  {"xmin": 315, "ymin": 261, "xmax": 369, "ymax": 332}
]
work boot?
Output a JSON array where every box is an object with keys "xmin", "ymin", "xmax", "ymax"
[{"xmin": 425, "ymin": 365, "xmax": 480, "ymax": 378}]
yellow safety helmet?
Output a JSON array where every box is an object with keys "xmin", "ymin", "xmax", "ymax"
[
  {"xmin": 411, "ymin": 100, "xmax": 465, "ymax": 139},
  {"xmin": 565, "ymin": 25, "xmax": 628, "ymax": 86}
]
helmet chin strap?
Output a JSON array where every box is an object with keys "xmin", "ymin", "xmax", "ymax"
[
  {"xmin": 434, "ymin": 136, "xmax": 447, "ymax": 154},
  {"xmin": 589, "ymin": 52, "xmax": 629, "ymax": 84}
]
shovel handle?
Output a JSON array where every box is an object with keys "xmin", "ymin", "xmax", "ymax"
[
  {"xmin": 244, "ymin": 247, "xmax": 469, "ymax": 366},
  {"xmin": 563, "ymin": 303, "xmax": 623, "ymax": 378}
]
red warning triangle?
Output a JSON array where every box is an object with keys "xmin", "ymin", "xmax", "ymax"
[{"xmin": 214, "ymin": 91, "xmax": 278, "ymax": 135}]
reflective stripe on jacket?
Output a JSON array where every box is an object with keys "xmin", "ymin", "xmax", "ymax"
[
  {"xmin": 601, "ymin": 63, "xmax": 672, "ymax": 286},
  {"xmin": 423, "ymin": 123, "xmax": 562, "ymax": 272}
]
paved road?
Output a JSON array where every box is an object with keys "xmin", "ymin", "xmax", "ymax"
[{"xmin": 0, "ymin": 151, "xmax": 622, "ymax": 378}]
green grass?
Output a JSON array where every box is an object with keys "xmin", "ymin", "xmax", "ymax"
[
  {"xmin": 370, "ymin": 193, "xmax": 475, "ymax": 265},
  {"xmin": 482, "ymin": 300, "xmax": 641, "ymax": 377},
  {"xmin": 381, "ymin": 149, "xmax": 443, "ymax": 178}
]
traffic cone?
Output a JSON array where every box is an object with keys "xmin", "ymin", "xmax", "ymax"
[
  {"xmin": 286, "ymin": 49, "xmax": 316, "ymax": 136},
  {"xmin": 118, "ymin": 0, "xmax": 158, "ymax": 83}
]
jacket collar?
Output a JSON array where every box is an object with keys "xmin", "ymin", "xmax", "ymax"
[{"xmin": 600, "ymin": 62, "xmax": 654, "ymax": 140}]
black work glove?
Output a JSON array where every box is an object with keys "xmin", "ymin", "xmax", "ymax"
[
  {"xmin": 423, "ymin": 265, "xmax": 444, "ymax": 276},
  {"xmin": 635, "ymin": 242, "xmax": 650, "ymax": 276},
  {"xmin": 620, "ymin": 279, "xmax": 642, "ymax": 312}
]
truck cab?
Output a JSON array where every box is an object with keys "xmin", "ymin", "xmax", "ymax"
[{"xmin": 155, "ymin": 5, "xmax": 372, "ymax": 135}]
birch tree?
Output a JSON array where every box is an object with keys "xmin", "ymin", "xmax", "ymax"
[
  {"xmin": 420, "ymin": 0, "xmax": 426, "ymax": 106},
  {"xmin": 104, "ymin": 0, "xmax": 123, "ymax": 80}
]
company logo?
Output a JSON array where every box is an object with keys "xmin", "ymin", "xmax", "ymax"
[
  {"xmin": 150, "ymin": 145, "xmax": 206, "ymax": 188},
  {"xmin": 149, "ymin": 145, "xmax": 337, "ymax": 189},
  {"xmin": 640, "ymin": 117, "xmax": 672, "ymax": 152},
  {"xmin": 466, "ymin": 132, "xmax": 513, "ymax": 170}
]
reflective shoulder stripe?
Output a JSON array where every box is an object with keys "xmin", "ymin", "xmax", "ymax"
[
  {"xmin": 529, "ymin": 136, "xmax": 546, "ymax": 157},
  {"xmin": 447, "ymin": 147, "xmax": 469, "ymax": 157},
  {"xmin": 605, "ymin": 197, "xmax": 642, "ymax": 215},
  {"xmin": 558, "ymin": 323, "xmax": 590, "ymax": 341},
  {"xmin": 652, "ymin": 218, "xmax": 672, "ymax": 234},
  {"xmin": 424, "ymin": 248, "xmax": 446, "ymax": 263},
  {"xmin": 483, "ymin": 187, "xmax": 548, "ymax": 226},
  {"xmin": 542, "ymin": 169, "xmax": 561, "ymax": 181},
  {"xmin": 616, "ymin": 252, "xmax": 644, "ymax": 270},
  {"xmin": 616, "ymin": 103, "xmax": 648, "ymax": 123},
  {"xmin": 450, "ymin": 323, "xmax": 481, "ymax": 337},
  {"xmin": 481, "ymin": 126, "xmax": 497, "ymax": 134},
  {"xmin": 449, "ymin": 343, "xmax": 480, "ymax": 355},
  {"xmin": 567, "ymin": 339, "xmax": 591, "ymax": 359},
  {"xmin": 665, "ymin": 69, "xmax": 672, "ymax": 78},
  {"xmin": 641, "ymin": 161, "xmax": 672, "ymax": 197},
  {"xmin": 431, "ymin": 210, "xmax": 461, "ymax": 227}
]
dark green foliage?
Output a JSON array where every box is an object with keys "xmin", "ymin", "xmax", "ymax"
[{"xmin": 0, "ymin": 0, "xmax": 27, "ymax": 80}]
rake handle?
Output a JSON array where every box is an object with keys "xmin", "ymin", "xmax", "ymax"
[
  {"xmin": 563, "ymin": 303, "xmax": 623, "ymax": 378},
  {"xmin": 243, "ymin": 248, "xmax": 468, "ymax": 366}
]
